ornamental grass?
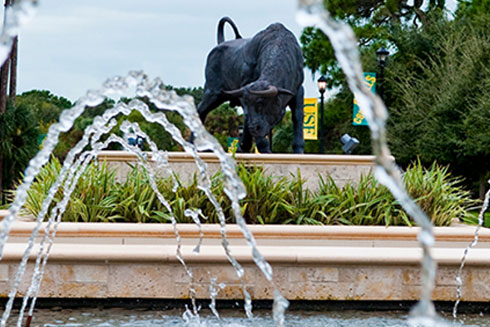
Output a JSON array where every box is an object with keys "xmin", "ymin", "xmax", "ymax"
[{"xmin": 7, "ymin": 157, "xmax": 476, "ymax": 226}]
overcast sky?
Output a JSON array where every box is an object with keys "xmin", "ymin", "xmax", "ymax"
[{"xmin": 15, "ymin": 0, "xmax": 323, "ymax": 102}]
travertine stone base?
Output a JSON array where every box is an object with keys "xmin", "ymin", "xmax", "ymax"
[
  {"xmin": 0, "ymin": 222, "xmax": 489, "ymax": 302},
  {"xmin": 96, "ymin": 151, "xmax": 377, "ymax": 190},
  {"xmin": 1, "ymin": 251, "xmax": 489, "ymax": 301}
]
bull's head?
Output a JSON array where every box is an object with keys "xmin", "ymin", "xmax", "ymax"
[{"xmin": 223, "ymin": 80, "xmax": 294, "ymax": 138}]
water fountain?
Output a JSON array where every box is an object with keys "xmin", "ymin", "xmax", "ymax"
[{"xmin": 0, "ymin": 0, "xmax": 489, "ymax": 326}]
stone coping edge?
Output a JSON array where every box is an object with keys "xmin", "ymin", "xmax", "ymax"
[
  {"xmin": 96, "ymin": 150, "xmax": 378, "ymax": 165},
  {"xmin": 1, "ymin": 219, "xmax": 489, "ymax": 242},
  {"xmin": 2, "ymin": 243, "xmax": 489, "ymax": 267}
]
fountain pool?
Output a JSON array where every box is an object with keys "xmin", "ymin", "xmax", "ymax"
[{"xmin": 6, "ymin": 308, "xmax": 490, "ymax": 327}]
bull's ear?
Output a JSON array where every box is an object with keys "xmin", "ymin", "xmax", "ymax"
[
  {"xmin": 223, "ymin": 87, "xmax": 245, "ymax": 97},
  {"xmin": 277, "ymin": 88, "xmax": 294, "ymax": 96}
]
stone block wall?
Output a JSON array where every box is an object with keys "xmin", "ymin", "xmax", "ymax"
[{"xmin": 97, "ymin": 151, "xmax": 378, "ymax": 190}]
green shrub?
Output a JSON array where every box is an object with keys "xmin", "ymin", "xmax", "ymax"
[
  {"xmin": 8, "ymin": 158, "xmax": 120, "ymax": 222},
  {"xmin": 308, "ymin": 174, "xmax": 408, "ymax": 226},
  {"xmin": 7, "ymin": 158, "xmax": 476, "ymax": 227},
  {"xmin": 403, "ymin": 160, "xmax": 476, "ymax": 226}
]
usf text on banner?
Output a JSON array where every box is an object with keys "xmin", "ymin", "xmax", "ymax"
[{"xmin": 303, "ymin": 97, "xmax": 318, "ymax": 140}]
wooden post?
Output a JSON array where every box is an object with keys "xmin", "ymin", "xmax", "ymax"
[
  {"xmin": 0, "ymin": 57, "xmax": 9, "ymax": 114},
  {"xmin": 0, "ymin": 0, "xmax": 11, "ymax": 113},
  {"xmin": 9, "ymin": 36, "xmax": 17, "ymax": 102},
  {"xmin": 8, "ymin": 0, "xmax": 15, "ymax": 102},
  {"xmin": 0, "ymin": 0, "xmax": 13, "ymax": 201}
]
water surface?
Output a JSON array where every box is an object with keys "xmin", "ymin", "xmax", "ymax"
[{"xmin": 13, "ymin": 308, "xmax": 490, "ymax": 327}]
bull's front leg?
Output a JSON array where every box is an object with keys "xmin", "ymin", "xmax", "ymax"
[
  {"xmin": 238, "ymin": 124, "xmax": 253, "ymax": 153},
  {"xmin": 190, "ymin": 90, "xmax": 223, "ymax": 144},
  {"xmin": 255, "ymin": 136, "xmax": 271, "ymax": 153},
  {"xmin": 197, "ymin": 89, "xmax": 224, "ymax": 123},
  {"xmin": 289, "ymin": 86, "xmax": 305, "ymax": 154}
]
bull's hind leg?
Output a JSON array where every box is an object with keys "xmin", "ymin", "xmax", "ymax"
[{"xmin": 289, "ymin": 86, "xmax": 305, "ymax": 154}]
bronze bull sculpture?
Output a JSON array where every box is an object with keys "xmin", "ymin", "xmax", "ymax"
[{"xmin": 198, "ymin": 17, "xmax": 305, "ymax": 153}]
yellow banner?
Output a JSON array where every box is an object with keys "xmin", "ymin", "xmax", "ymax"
[{"xmin": 303, "ymin": 98, "xmax": 318, "ymax": 140}]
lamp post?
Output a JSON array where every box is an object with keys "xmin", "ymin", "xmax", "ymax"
[
  {"xmin": 317, "ymin": 75, "xmax": 327, "ymax": 154},
  {"xmin": 376, "ymin": 47, "xmax": 389, "ymax": 101}
]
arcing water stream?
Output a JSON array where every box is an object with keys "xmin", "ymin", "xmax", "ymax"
[
  {"xmin": 453, "ymin": 184, "xmax": 490, "ymax": 320},
  {"xmin": 296, "ymin": 1, "xmax": 444, "ymax": 326},
  {"xmin": 0, "ymin": 73, "xmax": 288, "ymax": 327}
]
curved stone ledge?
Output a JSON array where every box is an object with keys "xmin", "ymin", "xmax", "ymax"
[
  {"xmin": 1, "ymin": 219, "xmax": 490, "ymax": 301},
  {"xmin": 3, "ymin": 221, "xmax": 490, "ymax": 244},
  {"xmin": 1, "ymin": 243, "xmax": 490, "ymax": 267}
]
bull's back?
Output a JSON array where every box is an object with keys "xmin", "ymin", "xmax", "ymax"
[
  {"xmin": 252, "ymin": 23, "xmax": 304, "ymax": 88},
  {"xmin": 204, "ymin": 39, "xmax": 252, "ymax": 89}
]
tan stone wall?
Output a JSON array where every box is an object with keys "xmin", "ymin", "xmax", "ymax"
[
  {"xmin": 97, "ymin": 151, "xmax": 378, "ymax": 190},
  {"xmin": 1, "ymin": 261, "xmax": 488, "ymax": 302}
]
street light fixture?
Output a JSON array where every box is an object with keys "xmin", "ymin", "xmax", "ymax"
[
  {"xmin": 317, "ymin": 75, "xmax": 327, "ymax": 154},
  {"xmin": 376, "ymin": 47, "xmax": 390, "ymax": 101},
  {"xmin": 376, "ymin": 47, "xmax": 389, "ymax": 68}
]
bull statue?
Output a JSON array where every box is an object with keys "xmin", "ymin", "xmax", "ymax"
[{"xmin": 197, "ymin": 17, "xmax": 305, "ymax": 153}]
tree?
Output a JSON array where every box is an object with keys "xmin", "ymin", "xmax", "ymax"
[
  {"xmin": 388, "ymin": 14, "xmax": 490, "ymax": 198},
  {"xmin": 300, "ymin": 0, "xmax": 447, "ymax": 87},
  {"xmin": 16, "ymin": 90, "xmax": 72, "ymax": 133},
  {"xmin": 299, "ymin": 0, "xmax": 490, "ymax": 197},
  {"xmin": 0, "ymin": 101, "xmax": 39, "ymax": 202},
  {"xmin": 299, "ymin": 1, "xmax": 451, "ymax": 156}
]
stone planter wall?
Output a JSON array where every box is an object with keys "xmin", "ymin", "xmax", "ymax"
[
  {"xmin": 1, "ymin": 219, "xmax": 489, "ymax": 302},
  {"xmin": 96, "ymin": 151, "xmax": 378, "ymax": 190}
]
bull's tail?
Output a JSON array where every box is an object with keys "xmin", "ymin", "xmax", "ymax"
[{"xmin": 217, "ymin": 16, "xmax": 242, "ymax": 44}]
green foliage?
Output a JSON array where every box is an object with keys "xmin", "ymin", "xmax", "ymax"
[
  {"xmin": 271, "ymin": 108, "xmax": 371, "ymax": 155},
  {"xmin": 300, "ymin": 27, "xmax": 340, "ymax": 88},
  {"xmin": 0, "ymin": 101, "xmax": 40, "ymax": 197},
  {"xmin": 313, "ymin": 173, "xmax": 408, "ymax": 226},
  {"xmin": 204, "ymin": 103, "xmax": 243, "ymax": 151},
  {"xmin": 456, "ymin": 0, "xmax": 490, "ymax": 18},
  {"xmin": 462, "ymin": 211, "xmax": 490, "ymax": 228},
  {"xmin": 271, "ymin": 111, "xmax": 294, "ymax": 153},
  {"xmin": 10, "ymin": 158, "xmax": 120, "ymax": 222},
  {"xmin": 16, "ymin": 90, "xmax": 72, "ymax": 134},
  {"xmin": 109, "ymin": 165, "xmax": 167, "ymax": 223},
  {"xmin": 300, "ymin": 1, "xmax": 490, "ymax": 196},
  {"xmin": 403, "ymin": 160, "xmax": 476, "ymax": 226},
  {"xmin": 9, "ymin": 157, "xmax": 474, "ymax": 227},
  {"xmin": 165, "ymin": 86, "xmax": 204, "ymax": 107},
  {"xmin": 300, "ymin": 0, "xmax": 448, "ymax": 87},
  {"xmin": 388, "ymin": 15, "xmax": 490, "ymax": 196},
  {"xmin": 239, "ymin": 165, "xmax": 296, "ymax": 224},
  {"xmin": 15, "ymin": 87, "xmax": 199, "ymax": 159}
]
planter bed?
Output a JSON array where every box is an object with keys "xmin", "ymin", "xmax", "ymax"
[{"xmin": 0, "ymin": 217, "xmax": 489, "ymax": 303}]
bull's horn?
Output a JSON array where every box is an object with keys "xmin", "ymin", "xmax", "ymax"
[
  {"xmin": 277, "ymin": 88, "xmax": 294, "ymax": 96},
  {"xmin": 223, "ymin": 87, "xmax": 245, "ymax": 97},
  {"xmin": 249, "ymin": 85, "xmax": 278, "ymax": 97}
]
